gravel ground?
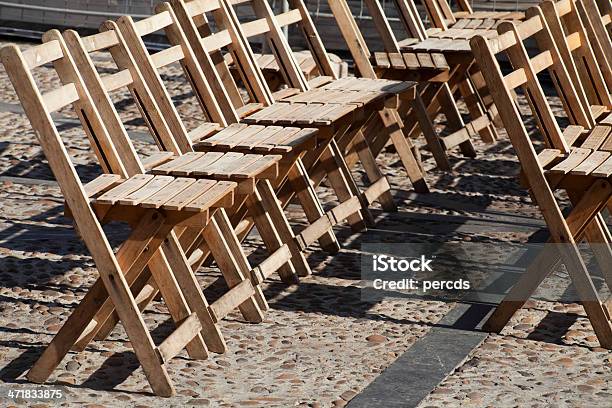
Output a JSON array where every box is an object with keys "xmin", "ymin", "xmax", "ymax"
[{"xmin": 0, "ymin": 39, "xmax": 610, "ymax": 407}]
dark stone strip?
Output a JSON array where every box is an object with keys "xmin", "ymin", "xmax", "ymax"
[{"xmin": 348, "ymin": 303, "xmax": 489, "ymax": 408}]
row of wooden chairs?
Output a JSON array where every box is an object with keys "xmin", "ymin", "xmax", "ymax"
[
  {"xmin": 0, "ymin": 0, "xmax": 469, "ymax": 397},
  {"xmin": 470, "ymin": 0, "xmax": 612, "ymax": 348},
  {"xmin": 3, "ymin": 0, "xmax": 610, "ymax": 397}
]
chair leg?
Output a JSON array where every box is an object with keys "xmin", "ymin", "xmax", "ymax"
[
  {"xmin": 257, "ymin": 179, "xmax": 313, "ymax": 278},
  {"xmin": 438, "ymin": 83, "xmax": 477, "ymax": 158},
  {"xmin": 484, "ymin": 182, "xmax": 612, "ymax": 348},
  {"xmin": 287, "ymin": 158, "xmax": 341, "ymax": 254},
  {"xmin": 28, "ymin": 211, "xmax": 178, "ymax": 396},
  {"xmin": 385, "ymin": 108, "xmax": 430, "ymax": 193},
  {"xmin": 321, "ymin": 142, "xmax": 370, "ymax": 231},
  {"xmin": 246, "ymin": 184, "xmax": 304, "ymax": 280},
  {"xmin": 351, "ymin": 130, "xmax": 397, "ymax": 212},
  {"xmin": 458, "ymin": 77, "xmax": 497, "ymax": 143},
  {"xmin": 203, "ymin": 209, "xmax": 267, "ymax": 321},
  {"xmin": 410, "ymin": 90, "xmax": 452, "ymax": 171}
]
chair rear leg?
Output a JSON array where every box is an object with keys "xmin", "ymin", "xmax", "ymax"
[
  {"xmin": 203, "ymin": 209, "xmax": 267, "ymax": 322},
  {"xmin": 287, "ymin": 158, "xmax": 341, "ymax": 253}
]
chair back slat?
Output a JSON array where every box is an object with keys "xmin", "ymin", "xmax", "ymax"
[
  {"xmin": 173, "ymin": 0, "xmax": 275, "ymax": 106},
  {"xmin": 41, "ymin": 82, "xmax": 79, "ymax": 113},
  {"xmin": 21, "ymin": 40, "xmax": 63, "ymax": 69}
]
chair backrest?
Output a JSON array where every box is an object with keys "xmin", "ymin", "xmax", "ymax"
[
  {"xmin": 180, "ymin": 0, "xmax": 315, "ymax": 92},
  {"xmin": 470, "ymin": 16, "xmax": 576, "ymax": 154},
  {"xmin": 0, "ymin": 33, "xmax": 132, "ymax": 264},
  {"xmin": 538, "ymin": 0, "xmax": 611, "ymax": 110},
  {"xmin": 169, "ymin": 0, "xmax": 277, "ymax": 109},
  {"xmin": 64, "ymin": 5, "xmax": 230, "ymax": 157},
  {"xmin": 497, "ymin": 12, "xmax": 597, "ymax": 133},
  {"xmin": 575, "ymin": 0, "xmax": 612, "ymax": 92}
]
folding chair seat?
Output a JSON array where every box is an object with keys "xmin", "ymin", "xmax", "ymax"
[
  {"xmin": 0, "ymin": 39, "xmax": 271, "ymax": 396},
  {"xmin": 470, "ymin": 20, "xmax": 612, "ymax": 349}
]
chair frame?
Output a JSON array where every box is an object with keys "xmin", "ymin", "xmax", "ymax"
[
  {"xmin": 0, "ymin": 36, "xmax": 267, "ymax": 396},
  {"xmin": 470, "ymin": 16, "xmax": 612, "ymax": 348}
]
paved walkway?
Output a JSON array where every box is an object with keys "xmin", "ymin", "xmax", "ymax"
[{"xmin": 0, "ymin": 40, "xmax": 610, "ymax": 407}]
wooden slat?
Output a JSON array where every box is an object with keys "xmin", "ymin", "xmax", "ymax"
[
  {"xmin": 184, "ymin": 181, "xmax": 235, "ymax": 211},
  {"xmin": 140, "ymin": 178, "xmax": 197, "ymax": 208},
  {"xmin": 276, "ymin": 9, "xmax": 303, "ymax": 27},
  {"xmin": 156, "ymin": 313, "xmax": 202, "ymax": 363},
  {"xmin": 142, "ymin": 152, "xmax": 175, "ymax": 170},
  {"xmin": 571, "ymin": 151, "xmax": 611, "ymax": 175},
  {"xmin": 530, "ymin": 50, "xmax": 553, "ymax": 74},
  {"xmin": 241, "ymin": 18, "xmax": 270, "ymax": 38},
  {"xmin": 119, "ymin": 175, "xmax": 174, "ymax": 205},
  {"xmin": 133, "ymin": 11, "xmax": 173, "ymax": 36},
  {"xmin": 563, "ymin": 125, "xmax": 585, "ymax": 146},
  {"xmin": 172, "ymin": 152, "xmax": 225, "ymax": 176},
  {"xmin": 161, "ymin": 179, "xmax": 216, "ymax": 210},
  {"xmin": 592, "ymin": 155, "xmax": 612, "ymax": 177},
  {"xmin": 504, "ymin": 68, "xmax": 527, "ymax": 89},
  {"xmin": 201, "ymin": 30, "xmax": 232, "ymax": 52},
  {"xmin": 96, "ymin": 174, "xmax": 154, "ymax": 205},
  {"xmin": 232, "ymin": 155, "xmax": 279, "ymax": 179},
  {"xmin": 188, "ymin": 122, "xmax": 221, "ymax": 142},
  {"xmin": 41, "ymin": 83, "xmax": 79, "ymax": 113},
  {"xmin": 600, "ymin": 131, "xmax": 612, "ymax": 152},
  {"xmin": 101, "ymin": 70, "xmax": 133, "ymax": 93},
  {"xmin": 80, "ymin": 30, "xmax": 119, "ymax": 53},
  {"xmin": 151, "ymin": 45, "xmax": 184, "ymax": 68},
  {"xmin": 548, "ymin": 148, "xmax": 592, "ymax": 174},
  {"xmin": 581, "ymin": 126, "xmax": 611, "ymax": 150},
  {"xmin": 84, "ymin": 174, "xmax": 122, "ymax": 198},
  {"xmin": 537, "ymin": 149, "xmax": 563, "ymax": 168},
  {"xmin": 22, "ymin": 40, "xmax": 62, "ymax": 69},
  {"xmin": 151, "ymin": 152, "xmax": 204, "ymax": 175},
  {"xmin": 208, "ymin": 280, "xmax": 255, "ymax": 322}
]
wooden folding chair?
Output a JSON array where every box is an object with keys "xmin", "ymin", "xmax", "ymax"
[
  {"xmin": 176, "ymin": 0, "xmax": 431, "ymax": 201},
  {"xmin": 537, "ymin": 0, "xmax": 611, "ymax": 116},
  {"xmin": 1, "ymin": 38, "xmax": 264, "ymax": 396},
  {"xmin": 470, "ymin": 20, "xmax": 612, "ymax": 348},
  {"xmin": 576, "ymin": 0, "xmax": 612, "ymax": 92},
  {"xmin": 99, "ymin": 9, "xmax": 342, "ymax": 258},
  {"xmin": 161, "ymin": 0, "xmax": 423, "ymax": 230},
  {"xmin": 325, "ymin": 0, "xmax": 485, "ymax": 171},
  {"xmin": 95, "ymin": 11, "xmax": 350, "ymax": 263},
  {"xmin": 64, "ymin": 18, "xmax": 311, "ymax": 276}
]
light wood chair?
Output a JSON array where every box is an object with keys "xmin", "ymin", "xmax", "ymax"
[
  {"xmin": 164, "ymin": 0, "xmax": 421, "ymax": 230},
  {"xmin": 470, "ymin": 18, "xmax": 612, "ymax": 349},
  {"xmin": 86, "ymin": 5, "xmax": 373, "ymax": 263},
  {"xmin": 0, "ymin": 37, "xmax": 266, "ymax": 396},
  {"xmin": 175, "ymin": 0, "xmax": 431, "ymax": 200},
  {"xmin": 325, "ymin": 0, "xmax": 487, "ymax": 171}
]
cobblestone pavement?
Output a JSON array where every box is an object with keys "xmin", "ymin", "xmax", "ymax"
[{"xmin": 0, "ymin": 39, "xmax": 610, "ymax": 407}]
